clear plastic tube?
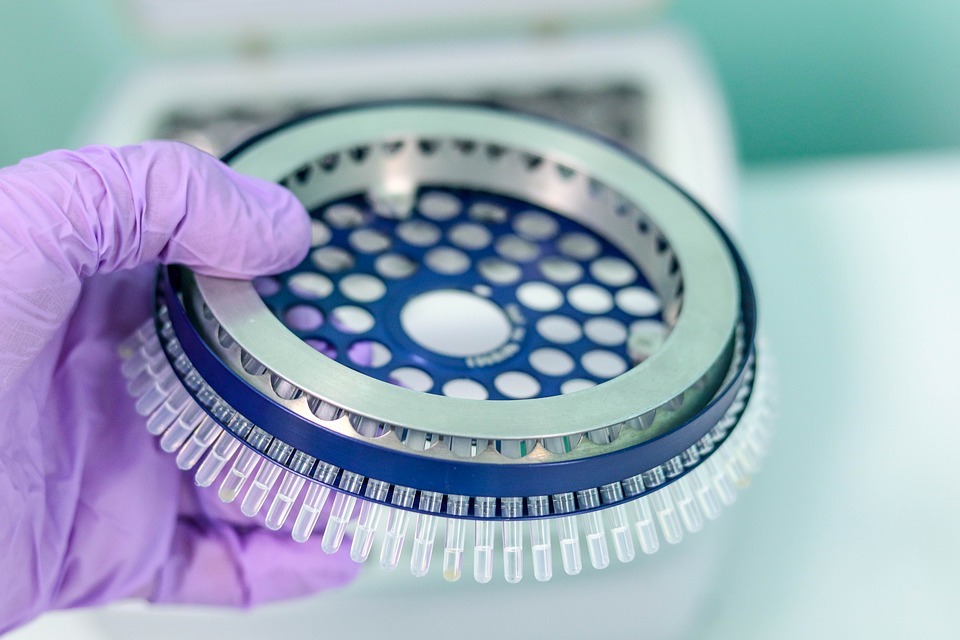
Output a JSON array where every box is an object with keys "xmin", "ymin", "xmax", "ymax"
[
  {"xmin": 292, "ymin": 482, "xmax": 332, "ymax": 543},
  {"xmin": 194, "ymin": 431, "xmax": 241, "ymax": 487},
  {"xmin": 218, "ymin": 447, "xmax": 262, "ymax": 503},
  {"xmin": 686, "ymin": 465, "xmax": 722, "ymax": 520},
  {"xmin": 650, "ymin": 488, "xmax": 683, "ymax": 544},
  {"xmin": 718, "ymin": 445, "xmax": 748, "ymax": 488},
  {"xmin": 576, "ymin": 489, "xmax": 609, "ymax": 570},
  {"xmin": 629, "ymin": 497, "xmax": 660, "ymax": 554},
  {"xmin": 135, "ymin": 369, "xmax": 180, "ymax": 416},
  {"xmin": 380, "ymin": 486, "xmax": 416, "ymax": 571},
  {"xmin": 527, "ymin": 496, "xmax": 552, "ymax": 582},
  {"xmin": 145, "ymin": 387, "xmax": 191, "ymax": 435},
  {"xmin": 605, "ymin": 504, "xmax": 635, "ymax": 563},
  {"xmin": 241, "ymin": 460, "xmax": 282, "ymax": 517},
  {"xmin": 322, "ymin": 472, "xmax": 364, "ymax": 554},
  {"xmin": 158, "ymin": 406, "xmax": 205, "ymax": 453},
  {"xmin": 670, "ymin": 477, "xmax": 704, "ymax": 533},
  {"xmin": 598, "ymin": 483, "xmax": 635, "ymax": 563},
  {"xmin": 410, "ymin": 491, "xmax": 443, "ymax": 577},
  {"xmin": 706, "ymin": 456, "xmax": 737, "ymax": 506},
  {"xmin": 118, "ymin": 319, "xmax": 156, "ymax": 360},
  {"xmin": 350, "ymin": 479, "xmax": 390, "ymax": 562},
  {"xmin": 552, "ymin": 494, "xmax": 581, "ymax": 575},
  {"xmin": 442, "ymin": 495, "xmax": 469, "ymax": 582},
  {"xmin": 176, "ymin": 420, "xmax": 223, "ymax": 470},
  {"xmin": 501, "ymin": 497, "xmax": 524, "ymax": 583},
  {"xmin": 265, "ymin": 471, "xmax": 306, "ymax": 530},
  {"xmin": 127, "ymin": 359, "xmax": 172, "ymax": 397},
  {"xmin": 473, "ymin": 497, "xmax": 496, "ymax": 584}
]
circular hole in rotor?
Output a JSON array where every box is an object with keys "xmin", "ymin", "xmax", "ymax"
[
  {"xmin": 397, "ymin": 220, "xmax": 441, "ymax": 247},
  {"xmin": 584, "ymin": 317, "xmax": 627, "ymax": 346},
  {"xmin": 530, "ymin": 348, "xmax": 575, "ymax": 377},
  {"xmin": 389, "ymin": 366, "xmax": 434, "ymax": 392},
  {"xmin": 561, "ymin": 378, "xmax": 596, "ymax": 394},
  {"xmin": 348, "ymin": 340, "xmax": 392, "ymax": 368},
  {"xmin": 513, "ymin": 210, "xmax": 559, "ymax": 240},
  {"xmin": 330, "ymin": 306, "xmax": 375, "ymax": 334},
  {"xmin": 616, "ymin": 286, "xmax": 662, "ymax": 316},
  {"xmin": 349, "ymin": 228, "xmax": 391, "ymax": 254},
  {"xmin": 253, "ymin": 276, "xmax": 280, "ymax": 296},
  {"xmin": 288, "ymin": 273, "xmax": 333, "ymax": 299},
  {"xmin": 375, "ymin": 253, "xmax": 418, "ymax": 279},
  {"xmin": 283, "ymin": 304, "xmax": 323, "ymax": 332},
  {"xmin": 442, "ymin": 378, "xmax": 488, "ymax": 400},
  {"xmin": 557, "ymin": 232, "xmax": 601, "ymax": 261},
  {"xmin": 478, "ymin": 257, "xmax": 521, "ymax": 285},
  {"xmin": 324, "ymin": 203, "xmax": 364, "ymax": 228},
  {"xmin": 539, "ymin": 256, "xmax": 583, "ymax": 284},
  {"xmin": 449, "ymin": 223, "xmax": 492, "ymax": 250},
  {"xmin": 568, "ymin": 284, "xmax": 614, "ymax": 314},
  {"xmin": 419, "ymin": 192, "xmax": 461, "ymax": 221},
  {"xmin": 517, "ymin": 281, "xmax": 564, "ymax": 312},
  {"xmin": 340, "ymin": 274, "xmax": 386, "ymax": 302},
  {"xmin": 425, "ymin": 247, "xmax": 470, "ymax": 275},
  {"xmin": 469, "ymin": 202, "xmax": 508, "ymax": 224},
  {"xmin": 311, "ymin": 247, "xmax": 354, "ymax": 273},
  {"xmin": 400, "ymin": 289, "xmax": 512, "ymax": 358},
  {"xmin": 590, "ymin": 257, "xmax": 638, "ymax": 287},
  {"xmin": 536, "ymin": 315, "xmax": 582, "ymax": 344},
  {"xmin": 305, "ymin": 338, "xmax": 337, "ymax": 359},
  {"xmin": 495, "ymin": 371, "xmax": 540, "ymax": 399},
  {"xmin": 495, "ymin": 235, "xmax": 539, "ymax": 262},
  {"xmin": 311, "ymin": 220, "xmax": 331, "ymax": 247},
  {"xmin": 582, "ymin": 349, "xmax": 628, "ymax": 379}
]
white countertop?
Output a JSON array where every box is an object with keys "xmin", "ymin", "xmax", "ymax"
[{"xmin": 10, "ymin": 153, "xmax": 960, "ymax": 639}]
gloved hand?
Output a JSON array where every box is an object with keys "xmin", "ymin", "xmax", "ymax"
[{"xmin": 0, "ymin": 142, "xmax": 360, "ymax": 635}]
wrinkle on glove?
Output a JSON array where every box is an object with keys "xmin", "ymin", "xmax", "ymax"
[{"xmin": 0, "ymin": 143, "xmax": 358, "ymax": 635}]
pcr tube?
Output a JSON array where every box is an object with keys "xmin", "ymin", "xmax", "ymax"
[
  {"xmin": 706, "ymin": 456, "xmax": 737, "ymax": 506},
  {"xmin": 158, "ymin": 406, "xmax": 205, "ymax": 453},
  {"xmin": 576, "ymin": 489, "xmax": 610, "ymax": 570},
  {"xmin": 265, "ymin": 451, "xmax": 315, "ymax": 530},
  {"xmin": 135, "ymin": 367, "xmax": 180, "ymax": 417},
  {"xmin": 241, "ymin": 441, "xmax": 293, "ymax": 517},
  {"xmin": 218, "ymin": 446, "xmax": 262, "ymax": 503},
  {"xmin": 442, "ymin": 495, "xmax": 470, "ymax": 582},
  {"xmin": 127, "ymin": 358, "xmax": 173, "ymax": 398},
  {"xmin": 670, "ymin": 477, "xmax": 704, "ymax": 533},
  {"xmin": 175, "ymin": 418, "xmax": 223, "ymax": 470},
  {"xmin": 501, "ymin": 497, "xmax": 524, "ymax": 583},
  {"xmin": 552, "ymin": 493, "xmax": 582, "ymax": 575},
  {"xmin": 473, "ymin": 497, "xmax": 497, "ymax": 583},
  {"xmin": 685, "ymin": 465, "xmax": 722, "ymax": 520},
  {"xmin": 292, "ymin": 462, "xmax": 339, "ymax": 543},
  {"xmin": 629, "ymin": 497, "xmax": 660, "ymax": 554},
  {"xmin": 599, "ymin": 483, "xmax": 635, "ymax": 563},
  {"xmin": 194, "ymin": 430, "xmax": 242, "ymax": 487},
  {"xmin": 380, "ymin": 486, "xmax": 416, "ymax": 571},
  {"xmin": 623, "ymin": 474, "xmax": 659, "ymax": 554},
  {"xmin": 410, "ymin": 491, "xmax": 443, "ymax": 577},
  {"xmin": 527, "ymin": 496, "xmax": 553, "ymax": 582},
  {"xmin": 322, "ymin": 471, "xmax": 365, "ymax": 554},
  {"xmin": 145, "ymin": 386, "xmax": 191, "ymax": 435},
  {"xmin": 351, "ymin": 479, "xmax": 390, "ymax": 562}
]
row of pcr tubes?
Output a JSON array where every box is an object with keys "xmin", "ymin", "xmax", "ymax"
[{"xmin": 121, "ymin": 319, "xmax": 769, "ymax": 582}]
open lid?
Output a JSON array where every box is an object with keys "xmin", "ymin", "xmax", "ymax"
[{"xmin": 122, "ymin": 0, "xmax": 667, "ymax": 50}]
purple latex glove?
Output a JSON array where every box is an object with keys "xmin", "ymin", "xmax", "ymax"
[{"xmin": 0, "ymin": 142, "xmax": 359, "ymax": 634}]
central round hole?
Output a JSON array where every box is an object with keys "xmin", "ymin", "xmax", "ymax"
[{"xmin": 400, "ymin": 289, "xmax": 512, "ymax": 358}]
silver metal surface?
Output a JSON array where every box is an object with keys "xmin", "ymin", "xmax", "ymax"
[{"xmin": 190, "ymin": 105, "xmax": 740, "ymax": 445}]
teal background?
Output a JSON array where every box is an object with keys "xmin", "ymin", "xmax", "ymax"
[{"xmin": 1, "ymin": 1, "xmax": 958, "ymax": 168}]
